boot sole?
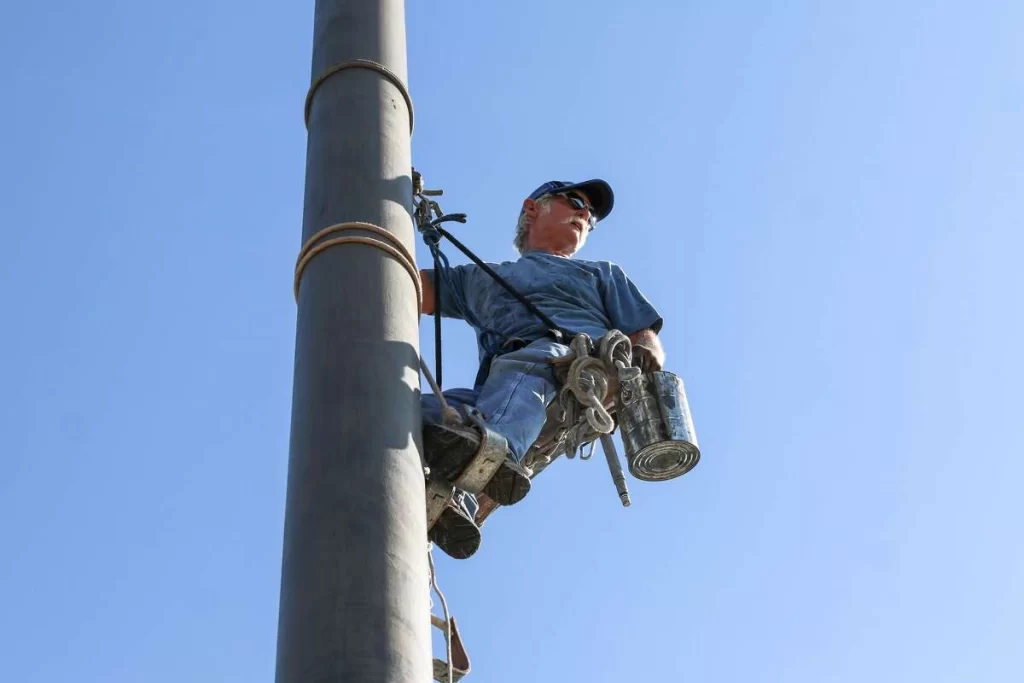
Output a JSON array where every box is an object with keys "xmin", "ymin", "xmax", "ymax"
[
  {"xmin": 429, "ymin": 502, "xmax": 481, "ymax": 560},
  {"xmin": 423, "ymin": 423, "xmax": 531, "ymax": 506},
  {"xmin": 483, "ymin": 460, "xmax": 531, "ymax": 506}
]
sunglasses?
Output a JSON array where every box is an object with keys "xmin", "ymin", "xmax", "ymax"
[{"xmin": 553, "ymin": 192, "xmax": 598, "ymax": 229}]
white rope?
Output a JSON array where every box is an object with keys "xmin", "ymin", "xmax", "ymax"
[
  {"xmin": 428, "ymin": 546, "xmax": 454, "ymax": 683},
  {"xmin": 535, "ymin": 330, "xmax": 638, "ymax": 464},
  {"xmin": 555, "ymin": 331, "xmax": 634, "ymax": 459},
  {"xmin": 305, "ymin": 59, "xmax": 414, "ymax": 134},
  {"xmin": 419, "ymin": 358, "xmax": 463, "ymax": 426},
  {"xmin": 293, "ymin": 221, "xmax": 422, "ymax": 309}
]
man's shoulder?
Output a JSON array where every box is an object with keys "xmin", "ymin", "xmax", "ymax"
[
  {"xmin": 572, "ymin": 256, "xmax": 617, "ymax": 268},
  {"xmin": 521, "ymin": 252, "xmax": 614, "ymax": 269},
  {"xmin": 450, "ymin": 256, "xmax": 528, "ymax": 281},
  {"xmin": 569, "ymin": 256, "xmax": 630, "ymax": 278},
  {"xmin": 490, "ymin": 252, "xmax": 631, "ymax": 280}
]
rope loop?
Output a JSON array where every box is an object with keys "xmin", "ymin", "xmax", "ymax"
[
  {"xmin": 293, "ymin": 221, "xmax": 421, "ymax": 310},
  {"xmin": 552, "ymin": 331, "xmax": 634, "ymax": 459},
  {"xmin": 304, "ymin": 59, "xmax": 414, "ymax": 134},
  {"xmin": 420, "ymin": 224, "xmax": 443, "ymax": 248}
]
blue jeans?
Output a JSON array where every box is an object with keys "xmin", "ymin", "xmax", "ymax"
[{"xmin": 422, "ymin": 338, "xmax": 570, "ymax": 517}]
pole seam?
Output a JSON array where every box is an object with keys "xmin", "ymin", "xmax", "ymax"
[
  {"xmin": 294, "ymin": 221, "xmax": 422, "ymax": 308},
  {"xmin": 304, "ymin": 59, "xmax": 414, "ymax": 134}
]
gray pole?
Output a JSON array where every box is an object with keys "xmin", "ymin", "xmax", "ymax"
[{"xmin": 276, "ymin": 1, "xmax": 429, "ymax": 681}]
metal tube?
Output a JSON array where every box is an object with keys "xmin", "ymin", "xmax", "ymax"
[
  {"xmin": 601, "ymin": 433, "xmax": 632, "ymax": 507},
  {"xmin": 276, "ymin": 2, "xmax": 430, "ymax": 682}
]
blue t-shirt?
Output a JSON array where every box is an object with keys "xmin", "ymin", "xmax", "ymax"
[{"xmin": 424, "ymin": 250, "xmax": 663, "ymax": 364}]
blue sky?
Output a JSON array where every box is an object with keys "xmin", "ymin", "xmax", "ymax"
[{"xmin": 2, "ymin": 1, "xmax": 1023, "ymax": 681}]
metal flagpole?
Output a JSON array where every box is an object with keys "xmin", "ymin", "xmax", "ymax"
[{"xmin": 276, "ymin": 1, "xmax": 430, "ymax": 681}]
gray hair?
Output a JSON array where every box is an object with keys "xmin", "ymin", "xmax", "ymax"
[{"xmin": 513, "ymin": 195, "xmax": 554, "ymax": 254}]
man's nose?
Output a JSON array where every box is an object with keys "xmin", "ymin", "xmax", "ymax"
[{"xmin": 574, "ymin": 207, "xmax": 595, "ymax": 229}]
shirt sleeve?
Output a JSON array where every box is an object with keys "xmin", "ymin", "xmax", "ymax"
[
  {"xmin": 422, "ymin": 263, "xmax": 476, "ymax": 321},
  {"xmin": 600, "ymin": 262, "xmax": 664, "ymax": 335}
]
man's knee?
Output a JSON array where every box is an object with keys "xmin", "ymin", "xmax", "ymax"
[
  {"xmin": 421, "ymin": 387, "xmax": 480, "ymax": 424},
  {"xmin": 421, "ymin": 395, "xmax": 444, "ymax": 424}
]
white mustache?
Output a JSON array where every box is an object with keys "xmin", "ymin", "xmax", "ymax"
[{"xmin": 561, "ymin": 216, "xmax": 587, "ymax": 232}]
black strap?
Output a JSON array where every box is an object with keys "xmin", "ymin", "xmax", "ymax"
[
  {"xmin": 436, "ymin": 226, "xmax": 574, "ymax": 342},
  {"xmin": 473, "ymin": 353, "xmax": 493, "ymax": 389},
  {"xmin": 422, "ymin": 224, "xmax": 452, "ymax": 390},
  {"xmin": 432, "ymin": 252, "xmax": 443, "ymax": 388}
]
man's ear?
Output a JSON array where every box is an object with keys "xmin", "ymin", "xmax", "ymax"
[{"xmin": 522, "ymin": 198, "xmax": 538, "ymax": 219}]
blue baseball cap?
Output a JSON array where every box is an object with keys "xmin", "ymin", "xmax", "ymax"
[{"xmin": 522, "ymin": 179, "xmax": 615, "ymax": 224}]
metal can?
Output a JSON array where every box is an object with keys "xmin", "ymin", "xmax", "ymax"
[{"xmin": 616, "ymin": 371, "xmax": 700, "ymax": 482}]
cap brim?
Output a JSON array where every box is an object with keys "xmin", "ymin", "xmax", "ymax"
[{"xmin": 558, "ymin": 179, "xmax": 614, "ymax": 222}]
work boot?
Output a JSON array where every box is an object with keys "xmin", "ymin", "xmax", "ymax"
[
  {"xmin": 423, "ymin": 422, "xmax": 532, "ymax": 506},
  {"xmin": 429, "ymin": 494, "xmax": 481, "ymax": 560}
]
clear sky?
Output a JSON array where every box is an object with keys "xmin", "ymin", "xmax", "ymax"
[{"xmin": 2, "ymin": 1, "xmax": 1022, "ymax": 681}]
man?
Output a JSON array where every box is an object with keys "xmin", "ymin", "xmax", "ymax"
[{"xmin": 420, "ymin": 179, "xmax": 665, "ymax": 559}]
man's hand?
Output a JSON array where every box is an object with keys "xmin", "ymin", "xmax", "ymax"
[{"xmin": 628, "ymin": 328, "xmax": 665, "ymax": 373}]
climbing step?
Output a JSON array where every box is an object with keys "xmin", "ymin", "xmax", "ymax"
[{"xmin": 431, "ymin": 614, "xmax": 471, "ymax": 682}]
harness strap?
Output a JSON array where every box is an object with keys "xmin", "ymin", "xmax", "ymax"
[{"xmin": 435, "ymin": 226, "xmax": 575, "ymax": 343}]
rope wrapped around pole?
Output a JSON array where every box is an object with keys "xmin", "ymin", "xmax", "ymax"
[
  {"xmin": 304, "ymin": 59, "xmax": 415, "ymax": 134},
  {"xmin": 293, "ymin": 221, "xmax": 422, "ymax": 310}
]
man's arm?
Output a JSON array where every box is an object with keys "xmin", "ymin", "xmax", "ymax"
[
  {"xmin": 628, "ymin": 328, "xmax": 665, "ymax": 373},
  {"xmin": 599, "ymin": 263, "xmax": 666, "ymax": 372},
  {"xmin": 420, "ymin": 269, "xmax": 435, "ymax": 315},
  {"xmin": 420, "ymin": 264, "xmax": 473, "ymax": 321}
]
